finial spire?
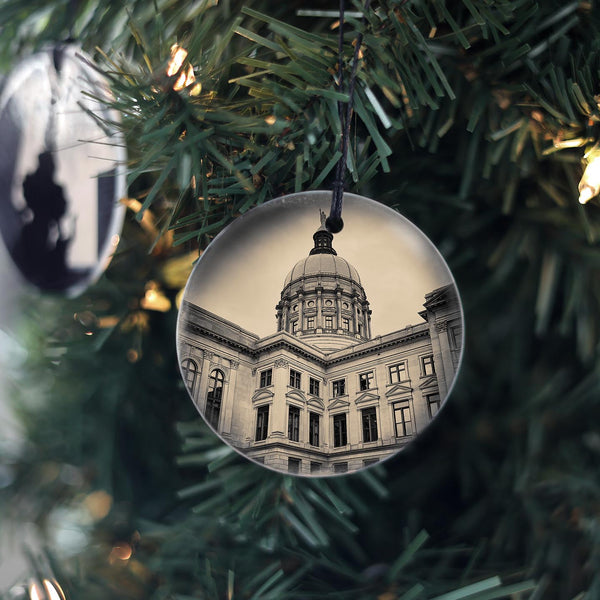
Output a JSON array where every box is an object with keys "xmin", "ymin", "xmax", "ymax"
[{"xmin": 310, "ymin": 209, "xmax": 337, "ymax": 255}]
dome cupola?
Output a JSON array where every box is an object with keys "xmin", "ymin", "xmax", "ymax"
[{"xmin": 275, "ymin": 210, "xmax": 372, "ymax": 351}]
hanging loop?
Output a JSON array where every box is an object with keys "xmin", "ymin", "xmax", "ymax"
[{"xmin": 326, "ymin": 0, "xmax": 371, "ymax": 234}]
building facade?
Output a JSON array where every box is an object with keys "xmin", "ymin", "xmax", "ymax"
[{"xmin": 178, "ymin": 216, "xmax": 462, "ymax": 475}]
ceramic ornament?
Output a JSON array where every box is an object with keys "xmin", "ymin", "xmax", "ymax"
[{"xmin": 0, "ymin": 44, "xmax": 126, "ymax": 295}]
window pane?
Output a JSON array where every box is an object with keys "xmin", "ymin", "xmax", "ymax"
[
  {"xmin": 359, "ymin": 371, "xmax": 373, "ymax": 391},
  {"xmin": 333, "ymin": 462, "xmax": 348, "ymax": 473},
  {"xmin": 393, "ymin": 402, "xmax": 412, "ymax": 438},
  {"xmin": 260, "ymin": 369, "xmax": 272, "ymax": 388},
  {"xmin": 309, "ymin": 377, "xmax": 320, "ymax": 396},
  {"xmin": 427, "ymin": 393, "xmax": 441, "ymax": 418},
  {"xmin": 362, "ymin": 407, "xmax": 378, "ymax": 442},
  {"xmin": 206, "ymin": 369, "xmax": 224, "ymax": 429},
  {"xmin": 332, "ymin": 379, "xmax": 345, "ymax": 397},
  {"xmin": 290, "ymin": 369, "xmax": 301, "ymax": 389},
  {"xmin": 255, "ymin": 406, "xmax": 269, "ymax": 441},
  {"xmin": 288, "ymin": 458, "xmax": 300, "ymax": 474},
  {"xmin": 288, "ymin": 406, "xmax": 300, "ymax": 441},
  {"xmin": 181, "ymin": 359, "xmax": 198, "ymax": 392},
  {"xmin": 333, "ymin": 414, "xmax": 347, "ymax": 447},
  {"xmin": 389, "ymin": 363, "xmax": 407, "ymax": 383},
  {"xmin": 421, "ymin": 355, "xmax": 435, "ymax": 376},
  {"xmin": 310, "ymin": 461, "xmax": 321, "ymax": 473},
  {"xmin": 309, "ymin": 412, "xmax": 319, "ymax": 446}
]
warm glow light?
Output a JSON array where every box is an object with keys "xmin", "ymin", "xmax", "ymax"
[
  {"xmin": 140, "ymin": 283, "xmax": 172, "ymax": 312},
  {"xmin": 167, "ymin": 44, "xmax": 200, "ymax": 93},
  {"xmin": 579, "ymin": 154, "xmax": 600, "ymax": 204},
  {"xmin": 29, "ymin": 582, "xmax": 42, "ymax": 600},
  {"xmin": 167, "ymin": 45, "xmax": 188, "ymax": 77},
  {"xmin": 84, "ymin": 489, "xmax": 113, "ymax": 520},
  {"xmin": 43, "ymin": 579, "xmax": 66, "ymax": 600},
  {"xmin": 109, "ymin": 543, "xmax": 133, "ymax": 563}
]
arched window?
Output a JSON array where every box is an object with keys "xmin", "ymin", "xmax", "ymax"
[
  {"xmin": 206, "ymin": 369, "xmax": 225, "ymax": 429},
  {"xmin": 181, "ymin": 358, "xmax": 198, "ymax": 393}
]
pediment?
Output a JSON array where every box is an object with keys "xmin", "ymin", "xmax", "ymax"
[
  {"xmin": 285, "ymin": 389, "xmax": 306, "ymax": 404},
  {"xmin": 329, "ymin": 398, "xmax": 350, "ymax": 411},
  {"xmin": 355, "ymin": 391, "xmax": 380, "ymax": 405},
  {"xmin": 308, "ymin": 397, "xmax": 325, "ymax": 410},
  {"xmin": 385, "ymin": 383, "xmax": 413, "ymax": 397},
  {"xmin": 419, "ymin": 376, "xmax": 439, "ymax": 391},
  {"xmin": 252, "ymin": 389, "xmax": 274, "ymax": 403}
]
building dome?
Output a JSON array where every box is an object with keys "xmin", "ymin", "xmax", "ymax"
[
  {"xmin": 275, "ymin": 211, "xmax": 372, "ymax": 351},
  {"xmin": 283, "ymin": 254, "xmax": 361, "ymax": 288}
]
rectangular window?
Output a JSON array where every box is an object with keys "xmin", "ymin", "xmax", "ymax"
[
  {"xmin": 306, "ymin": 316, "xmax": 315, "ymax": 329},
  {"xmin": 358, "ymin": 323, "xmax": 362, "ymax": 335},
  {"xmin": 309, "ymin": 412, "xmax": 320, "ymax": 446},
  {"xmin": 389, "ymin": 362, "xmax": 408, "ymax": 383},
  {"xmin": 362, "ymin": 407, "xmax": 378, "ymax": 442},
  {"xmin": 289, "ymin": 369, "xmax": 301, "ymax": 389},
  {"xmin": 254, "ymin": 457, "xmax": 265, "ymax": 464},
  {"xmin": 288, "ymin": 458, "xmax": 300, "ymax": 474},
  {"xmin": 359, "ymin": 371, "xmax": 374, "ymax": 391},
  {"xmin": 449, "ymin": 325, "xmax": 462, "ymax": 350},
  {"xmin": 255, "ymin": 405, "xmax": 269, "ymax": 441},
  {"xmin": 309, "ymin": 377, "xmax": 320, "ymax": 396},
  {"xmin": 342, "ymin": 318, "xmax": 350, "ymax": 330},
  {"xmin": 291, "ymin": 320, "xmax": 298, "ymax": 333},
  {"xmin": 333, "ymin": 414, "xmax": 347, "ymax": 447},
  {"xmin": 427, "ymin": 393, "xmax": 441, "ymax": 418},
  {"xmin": 332, "ymin": 379, "xmax": 346, "ymax": 397},
  {"xmin": 393, "ymin": 401, "xmax": 413, "ymax": 437},
  {"xmin": 259, "ymin": 368, "xmax": 272, "ymax": 388},
  {"xmin": 325, "ymin": 316, "xmax": 333, "ymax": 328},
  {"xmin": 333, "ymin": 462, "xmax": 348, "ymax": 473},
  {"xmin": 288, "ymin": 406, "xmax": 300, "ymax": 442},
  {"xmin": 363, "ymin": 458, "xmax": 379, "ymax": 467},
  {"xmin": 421, "ymin": 355, "xmax": 435, "ymax": 376},
  {"xmin": 310, "ymin": 461, "xmax": 321, "ymax": 474}
]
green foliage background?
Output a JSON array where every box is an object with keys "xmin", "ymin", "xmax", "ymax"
[{"xmin": 1, "ymin": 1, "xmax": 600, "ymax": 599}]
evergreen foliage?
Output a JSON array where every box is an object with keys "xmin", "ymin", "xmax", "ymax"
[{"xmin": 1, "ymin": 1, "xmax": 600, "ymax": 599}]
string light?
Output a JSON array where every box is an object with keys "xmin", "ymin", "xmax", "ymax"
[
  {"xmin": 29, "ymin": 579, "xmax": 65, "ymax": 600},
  {"xmin": 578, "ymin": 152, "xmax": 600, "ymax": 204},
  {"xmin": 43, "ymin": 579, "xmax": 65, "ymax": 600},
  {"xmin": 167, "ymin": 44, "xmax": 202, "ymax": 96}
]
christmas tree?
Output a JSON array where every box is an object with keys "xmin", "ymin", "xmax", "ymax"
[{"xmin": 1, "ymin": 1, "xmax": 600, "ymax": 598}]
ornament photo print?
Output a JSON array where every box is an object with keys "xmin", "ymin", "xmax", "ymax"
[{"xmin": 177, "ymin": 192, "xmax": 464, "ymax": 476}]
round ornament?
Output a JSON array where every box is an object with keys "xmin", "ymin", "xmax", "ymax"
[
  {"xmin": 0, "ymin": 44, "xmax": 126, "ymax": 295},
  {"xmin": 177, "ymin": 192, "xmax": 464, "ymax": 476}
]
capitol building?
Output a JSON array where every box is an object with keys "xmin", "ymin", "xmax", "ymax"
[{"xmin": 178, "ymin": 213, "xmax": 462, "ymax": 475}]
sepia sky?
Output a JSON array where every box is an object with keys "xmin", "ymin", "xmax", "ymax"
[{"xmin": 182, "ymin": 192, "xmax": 457, "ymax": 338}]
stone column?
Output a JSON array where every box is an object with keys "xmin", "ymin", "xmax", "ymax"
[
  {"xmin": 434, "ymin": 321, "xmax": 454, "ymax": 398},
  {"xmin": 336, "ymin": 289, "xmax": 342, "ymax": 330},
  {"xmin": 283, "ymin": 300, "xmax": 290, "ymax": 332},
  {"xmin": 197, "ymin": 351, "xmax": 214, "ymax": 414},
  {"xmin": 352, "ymin": 297, "xmax": 359, "ymax": 336},
  {"xmin": 298, "ymin": 292, "xmax": 304, "ymax": 333},
  {"xmin": 366, "ymin": 310, "xmax": 372, "ymax": 339},
  {"xmin": 270, "ymin": 358, "xmax": 289, "ymax": 439},
  {"xmin": 220, "ymin": 360, "xmax": 238, "ymax": 439},
  {"xmin": 316, "ymin": 289, "xmax": 323, "ymax": 328}
]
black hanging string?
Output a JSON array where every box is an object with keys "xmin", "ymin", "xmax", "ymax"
[{"xmin": 326, "ymin": 0, "xmax": 371, "ymax": 234}]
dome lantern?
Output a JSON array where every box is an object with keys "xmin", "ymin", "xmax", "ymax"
[{"xmin": 275, "ymin": 212, "xmax": 372, "ymax": 351}]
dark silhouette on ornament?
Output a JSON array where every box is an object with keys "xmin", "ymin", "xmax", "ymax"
[{"xmin": 14, "ymin": 150, "xmax": 77, "ymax": 289}]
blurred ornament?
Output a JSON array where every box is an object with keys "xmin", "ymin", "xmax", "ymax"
[{"xmin": 0, "ymin": 44, "xmax": 126, "ymax": 295}]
